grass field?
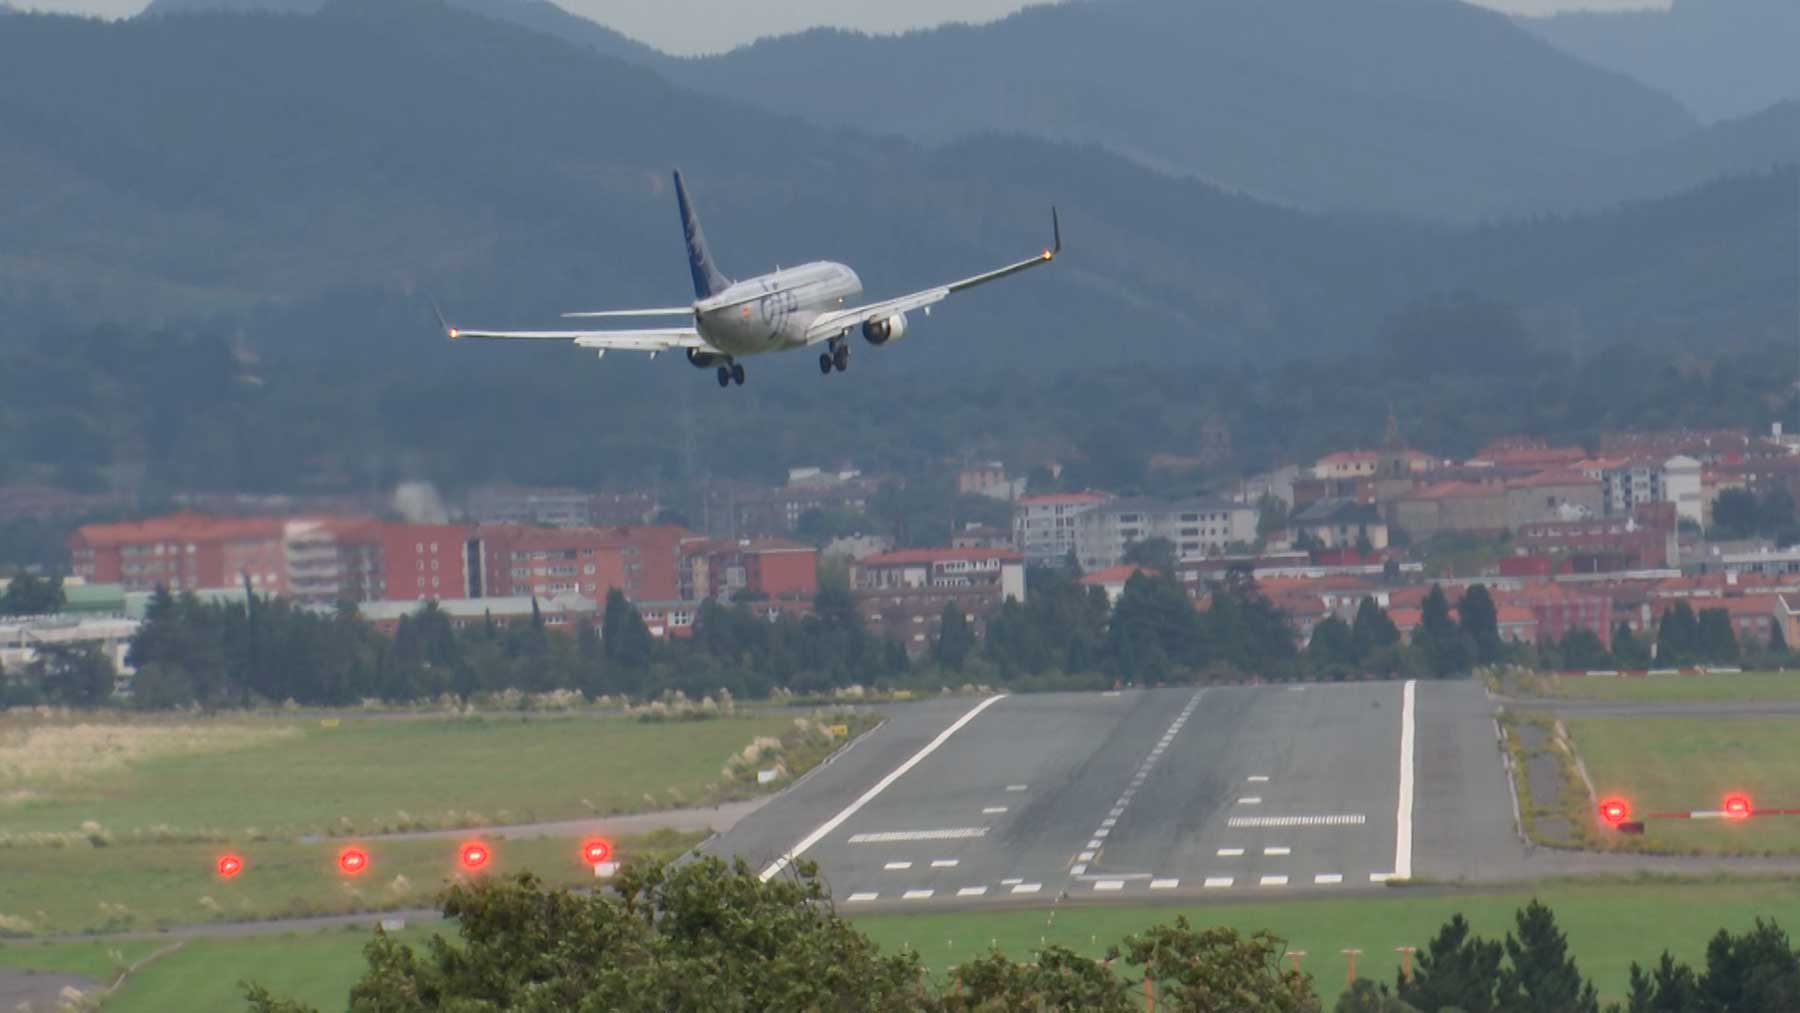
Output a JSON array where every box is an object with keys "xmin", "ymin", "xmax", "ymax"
[
  {"xmin": 1568, "ymin": 714, "xmax": 1800, "ymax": 854},
  {"xmin": 1542, "ymin": 671, "xmax": 1800, "ymax": 703},
  {"xmin": 0, "ymin": 710, "xmax": 818, "ymax": 842},
  {"xmin": 0, "ymin": 829, "xmax": 703, "ymax": 936},
  {"xmin": 8, "ymin": 878, "xmax": 1796, "ymax": 1009}
]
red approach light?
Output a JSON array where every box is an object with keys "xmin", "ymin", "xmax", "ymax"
[
  {"xmin": 1724, "ymin": 794, "xmax": 1753, "ymax": 819},
  {"xmin": 217, "ymin": 854, "xmax": 244, "ymax": 879},
  {"xmin": 338, "ymin": 847, "xmax": 370, "ymax": 875},
  {"xmin": 460, "ymin": 842, "xmax": 491, "ymax": 871},
  {"xmin": 1599, "ymin": 798, "xmax": 1631, "ymax": 826},
  {"xmin": 581, "ymin": 839, "xmax": 613, "ymax": 866}
]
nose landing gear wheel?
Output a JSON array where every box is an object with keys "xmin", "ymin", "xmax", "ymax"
[
  {"xmin": 731, "ymin": 363, "xmax": 746, "ymax": 386},
  {"xmin": 716, "ymin": 366, "xmax": 731, "ymax": 388},
  {"xmin": 819, "ymin": 352, "xmax": 833, "ymax": 376},
  {"xmin": 833, "ymin": 345, "xmax": 849, "ymax": 372}
]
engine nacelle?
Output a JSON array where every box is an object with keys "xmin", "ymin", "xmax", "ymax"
[
  {"xmin": 686, "ymin": 348, "xmax": 726, "ymax": 369},
  {"xmin": 862, "ymin": 312, "xmax": 908, "ymax": 346}
]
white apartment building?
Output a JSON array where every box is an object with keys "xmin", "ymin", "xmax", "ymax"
[
  {"xmin": 1012, "ymin": 492, "xmax": 1111, "ymax": 566},
  {"xmin": 1074, "ymin": 498, "xmax": 1259, "ymax": 572}
]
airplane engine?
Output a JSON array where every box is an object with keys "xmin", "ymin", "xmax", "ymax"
[
  {"xmin": 861, "ymin": 313, "xmax": 908, "ymax": 346},
  {"xmin": 686, "ymin": 348, "xmax": 726, "ymax": 369}
]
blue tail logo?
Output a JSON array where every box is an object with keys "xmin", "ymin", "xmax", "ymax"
[{"xmin": 674, "ymin": 170, "xmax": 730, "ymax": 300}]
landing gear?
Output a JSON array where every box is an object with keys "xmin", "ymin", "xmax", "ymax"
[
  {"xmin": 833, "ymin": 343, "xmax": 849, "ymax": 372},
  {"xmin": 731, "ymin": 363, "xmax": 746, "ymax": 386},
  {"xmin": 819, "ymin": 352, "xmax": 833, "ymax": 375},
  {"xmin": 716, "ymin": 366, "xmax": 731, "ymax": 388}
]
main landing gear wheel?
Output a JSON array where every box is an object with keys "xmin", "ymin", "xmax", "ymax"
[
  {"xmin": 731, "ymin": 363, "xmax": 746, "ymax": 386},
  {"xmin": 833, "ymin": 344, "xmax": 849, "ymax": 372},
  {"xmin": 819, "ymin": 352, "xmax": 833, "ymax": 376},
  {"xmin": 716, "ymin": 366, "xmax": 731, "ymax": 388}
]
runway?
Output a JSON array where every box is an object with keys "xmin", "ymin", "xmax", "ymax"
[{"xmin": 703, "ymin": 681, "xmax": 1424, "ymax": 911}]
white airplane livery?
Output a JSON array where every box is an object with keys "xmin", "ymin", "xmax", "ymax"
[{"xmin": 438, "ymin": 171, "xmax": 1061, "ymax": 387}]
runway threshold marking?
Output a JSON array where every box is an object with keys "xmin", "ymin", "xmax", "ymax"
[
  {"xmin": 903, "ymin": 889, "xmax": 934, "ymax": 900},
  {"xmin": 1203, "ymin": 877, "xmax": 1233, "ymax": 888},
  {"xmin": 1150, "ymin": 878, "xmax": 1179, "ymax": 890},
  {"xmin": 759, "ymin": 694, "xmax": 1008, "ymax": 881},
  {"xmin": 1314, "ymin": 873, "xmax": 1343, "ymax": 885},
  {"xmin": 849, "ymin": 828, "xmax": 987, "ymax": 843},
  {"xmin": 1227, "ymin": 815, "xmax": 1365, "ymax": 828},
  {"xmin": 1395, "ymin": 679, "xmax": 1417, "ymax": 881},
  {"xmin": 1259, "ymin": 875, "xmax": 1289, "ymax": 887}
]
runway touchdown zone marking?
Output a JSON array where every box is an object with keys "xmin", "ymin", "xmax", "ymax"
[{"xmin": 760, "ymin": 694, "xmax": 1007, "ymax": 881}]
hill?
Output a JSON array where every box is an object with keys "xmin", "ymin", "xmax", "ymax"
[
  {"xmin": 663, "ymin": 0, "xmax": 1696, "ymax": 220},
  {"xmin": 1521, "ymin": 0, "xmax": 1800, "ymax": 124}
]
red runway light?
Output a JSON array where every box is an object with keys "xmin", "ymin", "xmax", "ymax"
[
  {"xmin": 581, "ymin": 839, "xmax": 612, "ymax": 866},
  {"xmin": 338, "ymin": 847, "xmax": 369, "ymax": 875},
  {"xmin": 1724, "ymin": 794, "xmax": 1753, "ymax": 819},
  {"xmin": 1599, "ymin": 798, "xmax": 1630, "ymax": 826},
  {"xmin": 217, "ymin": 854, "xmax": 244, "ymax": 879},
  {"xmin": 460, "ymin": 842, "xmax": 491, "ymax": 871}
]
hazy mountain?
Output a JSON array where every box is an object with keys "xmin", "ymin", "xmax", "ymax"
[
  {"xmin": 0, "ymin": 0, "xmax": 1789, "ymax": 374},
  {"xmin": 142, "ymin": 0, "xmax": 663, "ymax": 64},
  {"xmin": 662, "ymin": 0, "xmax": 1696, "ymax": 220},
  {"xmin": 1521, "ymin": 0, "xmax": 1800, "ymax": 123}
]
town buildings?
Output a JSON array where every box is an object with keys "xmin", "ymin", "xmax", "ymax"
[
  {"xmin": 1073, "ymin": 498, "xmax": 1257, "ymax": 572},
  {"xmin": 849, "ymin": 547, "xmax": 1025, "ymax": 656},
  {"xmin": 1011, "ymin": 491, "xmax": 1110, "ymax": 567}
]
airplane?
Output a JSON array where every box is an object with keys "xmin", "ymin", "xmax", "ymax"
[{"xmin": 436, "ymin": 170, "xmax": 1060, "ymax": 388}]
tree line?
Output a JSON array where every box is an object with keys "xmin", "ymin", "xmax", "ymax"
[{"xmin": 245, "ymin": 857, "xmax": 1800, "ymax": 1011}]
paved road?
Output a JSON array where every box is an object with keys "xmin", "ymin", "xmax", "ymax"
[
  {"xmin": 704, "ymin": 683, "xmax": 1415, "ymax": 911},
  {"xmin": 0, "ymin": 970, "xmax": 100, "ymax": 1012}
]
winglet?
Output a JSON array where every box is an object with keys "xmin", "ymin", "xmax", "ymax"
[
  {"xmin": 1044, "ymin": 206, "xmax": 1062, "ymax": 261},
  {"xmin": 430, "ymin": 299, "xmax": 462, "ymax": 341}
]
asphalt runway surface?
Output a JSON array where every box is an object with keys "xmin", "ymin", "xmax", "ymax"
[{"xmin": 703, "ymin": 682, "xmax": 1428, "ymax": 911}]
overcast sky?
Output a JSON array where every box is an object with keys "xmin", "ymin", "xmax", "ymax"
[{"xmin": 18, "ymin": 0, "xmax": 1675, "ymax": 54}]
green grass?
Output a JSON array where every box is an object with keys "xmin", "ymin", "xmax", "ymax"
[
  {"xmin": 0, "ymin": 829, "xmax": 703, "ymax": 937},
  {"xmin": 852, "ymin": 879, "xmax": 1800, "ymax": 1005},
  {"xmin": 0, "ymin": 711, "xmax": 807, "ymax": 841},
  {"xmin": 1568, "ymin": 714, "xmax": 1800, "ymax": 854},
  {"xmin": 0, "ymin": 938, "xmax": 166, "ymax": 981},
  {"xmin": 5, "ymin": 879, "xmax": 1793, "ymax": 1010},
  {"xmin": 1547, "ymin": 671, "xmax": 1800, "ymax": 703}
]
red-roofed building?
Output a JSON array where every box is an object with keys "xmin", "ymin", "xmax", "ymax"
[
  {"xmin": 473, "ymin": 524, "xmax": 696, "ymax": 604},
  {"xmin": 1079, "ymin": 564, "xmax": 1153, "ymax": 605},
  {"xmin": 1394, "ymin": 482, "xmax": 1506, "ymax": 537},
  {"xmin": 851, "ymin": 547, "xmax": 1026, "ymax": 656},
  {"xmin": 680, "ymin": 538, "xmax": 818, "ymax": 612},
  {"xmin": 1502, "ymin": 584, "xmax": 1612, "ymax": 645},
  {"xmin": 1513, "ymin": 503, "xmax": 1676, "ymax": 573}
]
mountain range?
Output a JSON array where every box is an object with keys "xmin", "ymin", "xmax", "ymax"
[{"xmin": 1520, "ymin": 0, "xmax": 1800, "ymax": 124}]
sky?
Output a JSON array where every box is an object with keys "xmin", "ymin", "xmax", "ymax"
[{"xmin": 16, "ymin": 0, "xmax": 1676, "ymax": 55}]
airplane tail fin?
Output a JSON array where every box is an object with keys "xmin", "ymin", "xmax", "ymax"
[{"xmin": 674, "ymin": 170, "xmax": 730, "ymax": 300}]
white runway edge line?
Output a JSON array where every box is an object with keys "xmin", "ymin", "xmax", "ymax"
[
  {"xmin": 759, "ymin": 694, "xmax": 1008, "ymax": 882},
  {"xmin": 1395, "ymin": 679, "xmax": 1417, "ymax": 881}
]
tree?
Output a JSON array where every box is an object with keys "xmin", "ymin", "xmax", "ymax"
[
  {"xmin": 1398, "ymin": 913, "xmax": 1501, "ymax": 1013},
  {"xmin": 1712, "ymin": 487, "xmax": 1760, "ymax": 539},
  {"xmin": 932, "ymin": 601, "xmax": 975, "ymax": 671},
  {"xmin": 1335, "ymin": 979, "xmax": 1416, "ymax": 1013},
  {"xmin": 1697, "ymin": 918, "xmax": 1800, "ymax": 1011},
  {"xmin": 1495, "ymin": 898, "xmax": 1599, "ymax": 1013},
  {"xmin": 1308, "ymin": 616, "xmax": 1358, "ymax": 677},
  {"xmin": 32, "ymin": 643, "xmax": 115, "ymax": 708},
  {"xmin": 1112, "ymin": 918, "xmax": 1316, "ymax": 1013},
  {"xmin": 1415, "ymin": 585, "xmax": 1470, "ymax": 678},
  {"xmin": 945, "ymin": 946, "xmax": 1132, "ymax": 1011},
  {"xmin": 1612, "ymin": 621, "xmax": 1651, "ymax": 669},
  {"xmin": 1655, "ymin": 602, "xmax": 1701, "ymax": 666},
  {"xmin": 1108, "ymin": 571, "xmax": 1206, "ymax": 682},
  {"xmin": 1256, "ymin": 493, "xmax": 1290, "ymax": 542},
  {"xmin": 248, "ymin": 859, "xmax": 927, "ymax": 1012},
  {"xmin": 1556, "ymin": 628, "xmax": 1612, "ymax": 672},
  {"xmin": 1122, "ymin": 536, "xmax": 1178, "ymax": 576},
  {"xmin": 1352, "ymin": 597, "xmax": 1400, "ymax": 659},
  {"xmin": 1625, "ymin": 952, "xmax": 1700, "ymax": 1013},
  {"xmin": 601, "ymin": 590, "xmax": 654, "ymax": 679},
  {"xmin": 1696, "ymin": 608, "xmax": 1740, "ymax": 665},
  {"xmin": 1456, "ymin": 584, "xmax": 1503, "ymax": 665},
  {"xmin": 0, "ymin": 572, "xmax": 65, "ymax": 616}
]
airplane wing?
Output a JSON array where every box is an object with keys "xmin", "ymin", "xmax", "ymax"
[
  {"xmin": 804, "ymin": 207, "xmax": 1061, "ymax": 345},
  {"xmin": 435, "ymin": 303, "xmax": 710, "ymax": 356}
]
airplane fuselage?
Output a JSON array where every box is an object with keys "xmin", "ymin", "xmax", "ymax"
[{"xmin": 693, "ymin": 261, "xmax": 862, "ymax": 358}]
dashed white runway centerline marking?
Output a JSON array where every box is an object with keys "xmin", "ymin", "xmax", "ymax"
[
  {"xmin": 1217, "ymin": 848, "xmax": 1245, "ymax": 857},
  {"xmin": 1247, "ymin": 775, "xmax": 1270, "ymax": 783},
  {"xmin": 1263, "ymin": 846, "xmax": 1290, "ymax": 856},
  {"xmin": 1070, "ymin": 863, "xmax": 1088, "ymax": 876},
  {"xmin": 1006, "ymin": 784, "xmax": 1028, "ymax": 792},
  {"xmin": 1078, "ymin": 851, "xmax": 1095, "ymax": 862},
  {"xmin": 1237, "ymin": 797, "xmax": 1263, "ymax": 805},
  {"xmin": 883, "ymin": 861, "xmax": 913, "ymax": 871},
  {"xmin": 930, "ymin": 859, "xmax": 959, "ymax": 868},
  {"xmin": 982, "ymin": 807, "xmax": 1009, "ymax": 814},
  {"xmin": 760, "ymin": 694, "xmax": 1007, "ymax": 881}
]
